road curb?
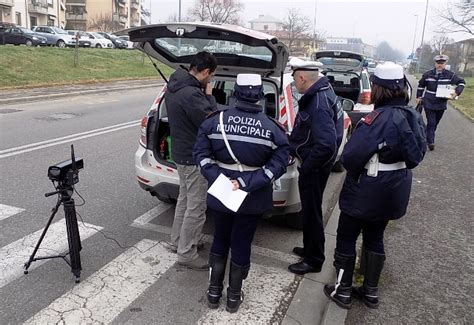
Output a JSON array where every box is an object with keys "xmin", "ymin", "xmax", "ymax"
[{"xmin": 0, "ymin": 82, "xmax": 164, "ymax": 105}]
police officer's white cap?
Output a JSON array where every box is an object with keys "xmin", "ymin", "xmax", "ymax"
[
  {"xmin": 434, "ymin": 54, "xmax": 449, "ymax": 62},
  {"xmin": 372, "ymin": 62, "xmax": 405, "ymax": 90},
  {"xmin": 374, "ymin": 62, "xmax": 404, "ymax": 80},
  {"xmin": 236, "ymin": 73, "xmax": 262, "ymax": 86},
  {"xmin": 289, "ymin": 57, "xmax": 323, "ymax": 72}
]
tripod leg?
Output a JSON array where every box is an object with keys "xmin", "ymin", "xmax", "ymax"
[
  {"xmin": 64, "ymin": 198, "xmax": 82, "ymax": 283},
  {"xmin": 24, "ymin": 200, "xmax": 61, "ymax": 274}
]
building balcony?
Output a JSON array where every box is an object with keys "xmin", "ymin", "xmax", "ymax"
[
  {"xmin": 0, "ymin": 0, "xmax": 14, "ymax": 8},
  {"xmin": 130, "ymin": 0, "xmax": 139, "ymax": 10},
  {"xmin": 119, "ymin": 14, "xmax": 127, "ymax": 24},
  {"xmin": 28, "ymin": 0, "xmax": 49, "ymax": 15},
  {"xmin": 66, "ymin": 12, "xmax": 87, "ymax": 21},
  {"xmin": 65, "ymin": 0, "xmax": 86, "ymax": 6}
]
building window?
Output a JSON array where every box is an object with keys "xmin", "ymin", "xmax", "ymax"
[
  {"xmin": 47, "ymin": 19, "xmax": 54, "ymax": 26},
  {"xmin": 16, "ymin": 12, "xmax": 21, "ymax": 26},
  {"xmin": 48, "ymin": 0, "xmax": 53, "ymax": 7},
  {"xmin": 30, "ymin": 16, "xmax": 37, "ymax": 28}
]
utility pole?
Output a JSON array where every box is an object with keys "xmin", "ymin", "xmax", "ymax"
[
  {"xmin": 312, "ymin": 0, "xmax": 318, "ymax": 56},
  {"xmin": 178, "ymin": 0, "xmax": 182, "ymax": 22},
  {"xmin": 411, "ymin": 14, "xmax": 418, "ymax": 58},
  {"xmin": 416, "ymin": 0, "xmax": 429, "ymax": 74}
]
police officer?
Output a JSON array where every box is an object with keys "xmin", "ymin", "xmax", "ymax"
[
  {"xmin": 417, "ymin": 54, "xmax": 465, "ymax": 151},
  {"xmin": 324, "ymin": 62, "xmax": 427, "ymax": 309},
  {"xmin": 193, "ymin": 74, "xmax": 289, "ymax": 313},
  {"xmin": 287, "ymin": 58, "xmax": 344, "ymax": 275}
]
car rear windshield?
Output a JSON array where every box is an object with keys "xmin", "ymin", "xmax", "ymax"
[
  {"xmin": 153, "ymin": 38, "xmax": 272, "ymax": 62},
  {"xmin": 316, "ymin": 57, "xmax": 361, "ymax": 67}
]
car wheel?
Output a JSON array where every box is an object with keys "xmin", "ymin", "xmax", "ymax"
[
  {"xmin": 95, "ymin": 44, "xmax": 102, "ymax": 48},
  {"xmin": 25, "ymin": 39, "xmax": 33, "ymax": 47},
  {"xmin": 57, "ymin": 40, "xmax": 66, "ymax": 48}
]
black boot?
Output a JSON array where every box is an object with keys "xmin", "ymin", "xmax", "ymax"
[
  {"xmin": 207, "ymin": 253, "xmax": 227, "ymax": 309},
  {"xmin": 323, "ymin": 252, "xmax": 356, "ymax": 309},
  {"xmin": 353, "ymin": 251, "xmax": 385, "ymax": 309},
  {"xmin": 226, "ymin": 262, "xmax": 250, "ymax": 313}
]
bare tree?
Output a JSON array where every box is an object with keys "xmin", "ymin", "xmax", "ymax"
[
  {"xmin": 88, "ymin": 14, "xmax": 122, "ymax": 32},
  {"xmin": 430, "ymin": 34, "xmax": 454, "ymax": 54},
  {"xmin": 188, "ymin": 0, "xmax": 244, "ymax": 24},
  {"xmin": 435, "ymin": 0, "xmax": 473, "ymax": 35},
  {"xmin": 282, "ymin": 8, "xmax": 312, "ymax": 55}
]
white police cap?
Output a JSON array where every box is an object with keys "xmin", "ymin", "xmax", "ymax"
[
  {"xmin": 236, "ymin": 73, "xmax": 262, "ymax": 87},
  {"xmin": 289, "ymin": 57, "xmax": 323, "ymax": 72},
  {"xmin": 372, "ymin": 62, "xmax": 406, "ymax": 90},
  {"xmin": 434, "ymin": 54, "xmax": 449, "ymax": 62}
]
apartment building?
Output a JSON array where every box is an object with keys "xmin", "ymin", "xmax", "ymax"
[{"xmin": 0, "ymin": 0, "xmax": 140, "ymax": 31}]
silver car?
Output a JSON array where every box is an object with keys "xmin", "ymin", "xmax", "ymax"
[{"xmin": 31, "ymin": 26, "xmax": 76, "ymax": 47}]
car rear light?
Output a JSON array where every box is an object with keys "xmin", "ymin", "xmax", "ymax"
[
  {"xmin": 358, "ymin": 91, "xmax": 371, "ymax": 105},
  {"xmin": 140, "ymin": 116, "xmax": 148, "ymax": 147}
]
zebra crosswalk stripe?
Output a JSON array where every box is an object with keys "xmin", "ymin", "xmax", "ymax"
[
  {"xmin": 25, "ymin": 239, "xmax": 176, "ymax": 324},
  {"xmin": 0, "ymin": 203, "xmax": 25, "ymax": 222},
  {"xmin": 0, "ymin": 219, "xmax": 102, "ymax": 289}
]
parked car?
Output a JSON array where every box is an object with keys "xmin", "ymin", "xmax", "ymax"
[
  {"xmin": 83, "ymin": 32, "xmax": 113, "ymax": 48},
  {"xmin": 97, "ymin": 32, "xmax": 128, "ymax": 49},
  {"xmin": 125, "ymin": 22, "xmax": 353, "ymax": 225},
  {"xmin": 66, "ymin": 30, "xmax": 92, "ymax": 47},
  {"xmin": 366, "ymin": 61, "xmax": 377, "ymax": 76},
  {"xmin": 31, "ymin": 26, "xmax": 76, "ymax": 47},
  {"xmin": 313, "ymin": 51, "xmax": 373, "ymax": 125},
  {"xmin": 0, "ymin": 27, "xmax": 47, "ymax": 46},
  {"xmin": 116, "ymin": 35, "xmax": 134, "ymax": 49}
]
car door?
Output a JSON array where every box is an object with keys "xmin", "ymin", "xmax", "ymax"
[{"xmin": 9, "ymin": 28, "xmax": 24, "ymax": 45}]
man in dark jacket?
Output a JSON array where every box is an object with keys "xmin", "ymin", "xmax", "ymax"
[
  {"xmin": 287, "ymin": 58, "xmax": 344, "ymax": 275},
  {"xmin": 166, "ymin": 51, "xmax": 217, "ymax": 270},
  {"xmin": 416, "ymin": 54, "xmax": 465, "ymax": 151}
]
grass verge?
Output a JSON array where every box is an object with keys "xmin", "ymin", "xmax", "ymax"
[
  {"xmin": 450, "ymin": 77, "xmax": 473, "ymax": 122},
  {"xmin": 0, "ymin": 46, "xmax": 173, "ymax": 89}
]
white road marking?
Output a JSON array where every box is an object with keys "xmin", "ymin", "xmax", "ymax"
[
  {"xmin": 131, "ymin": 207, "xmax": 299, "ymax": 265},
  {"xmin": 0, "ymin": 219, "xmax": 102, "ymax": 289},
  {"xmin": 0, "ymin": 120, "xmax": 140, "ymax": 159},
  {"xmin": 25, "ymin": 239, "xmax": 176, "ymax": 324},
  {"xmin": 199, "ymin": 263, "xmax": 296, "ymax": 324},
  {"xmin": 0, "ymin": 203, "xmax": 25, "ymax": 221}
]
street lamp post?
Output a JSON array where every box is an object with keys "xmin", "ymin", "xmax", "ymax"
[
  {"xmin": 411, "ymin": 14, "xmax": 419, "ymax": 59},
  {"xmin": 416, "ymin": 0, "xmax": 429, "ymax": 74},
  {"xmin": 178, "ymin": 0, "xmax": 182, "ymax": 22}
]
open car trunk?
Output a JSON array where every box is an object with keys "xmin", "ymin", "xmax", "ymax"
[{"xmin": 324, "ymin": 71, "xmax": 361, "ymax": 103}]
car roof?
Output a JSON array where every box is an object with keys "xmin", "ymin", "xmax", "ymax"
[{"xmin": 119, "ymin": 22, "xmax": 289, "ymax": 78}]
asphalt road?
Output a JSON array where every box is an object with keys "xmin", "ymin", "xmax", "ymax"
[
  {"xmin": 346, "ymin": 86, "xmax": 474, "ymax": 323},
  {"xmin": 0, "ymin": 88, "xmax": 343, "ymax": 323}
]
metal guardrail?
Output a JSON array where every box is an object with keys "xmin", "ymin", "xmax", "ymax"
[
  {"xmin": 65, "ymin": 13, "xmax": 88, "ymax": 21},
  {"xmin": 65, "ymin": 0, "xmax": 86, "ymax": 5}
]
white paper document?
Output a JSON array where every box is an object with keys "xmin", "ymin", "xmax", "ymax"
[{"xmin": 208, "ymin": 173, "xmax": 248, "ymax": 212}]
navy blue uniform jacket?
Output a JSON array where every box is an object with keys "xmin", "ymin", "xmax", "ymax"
[
  {"xmin": 289, "ymin": 76, "xmax": 343, "ymax": 174},
  {"xmin": 194, "ymin": 101, "xmax": 290, "ymax": 215},
  {"xmin": 417, "ymin": 68, "xmax": 465, "ymax": 111},
  {"xmin": 339, "ymin": 98, "xmax": 427, "ymax": 221}
]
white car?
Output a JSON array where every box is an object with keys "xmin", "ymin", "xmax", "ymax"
[
  {"xmin": 126, "ymin": 23, "xmax": 353, "ymax": 225},
  {"xmin": 117, "ymin": 35, "xmax": 134, "ymax": 49},
  {"xmin": 84, "ymin": 32, "xmax": 113, "ymax": 48}
]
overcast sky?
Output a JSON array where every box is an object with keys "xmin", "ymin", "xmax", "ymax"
[{"xmin": 147, "ymin": 0, "xmax": 471, "ymax": 56}]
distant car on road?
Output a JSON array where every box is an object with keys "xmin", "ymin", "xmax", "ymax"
[
  {"xmin": 97, "ymin": 32, "xmax": 128, "ymax": 49},
  {"xmin": 31, "ymin": 26, "xmax": 76, "ymax": 47},
  {"xmin": 314, "ymin": 50, "xmax": 373, "ymax": 125},
  {"xmin": 0, "ymin": 27, "xmax": 47, "ymax": 46},
  {"xmin": 367, "ymin": 61, "xmax": 377, "ymax": 76}
]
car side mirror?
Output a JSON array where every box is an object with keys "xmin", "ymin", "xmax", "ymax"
[{"xmin": 341, "ymin": 98, "xmax": 355, "ymax": 112}]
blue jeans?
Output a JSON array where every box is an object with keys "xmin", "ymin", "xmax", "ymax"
[{"xmin": 425, "ymin": 108, "xmax": 445, "ymax": 145}]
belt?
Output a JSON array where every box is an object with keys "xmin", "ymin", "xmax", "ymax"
[
  {"xmin": 364, "ymin": 161, "xmax": 406, "ymax": 171},
  {"xmin": 216, "ymin": 161, "xmax": 261, "ymax": 172}
]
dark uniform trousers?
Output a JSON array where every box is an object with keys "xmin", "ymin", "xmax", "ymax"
[
  {"xmin": 424, "ymin": 108, "xmax": 445, "ymax": 145},
  {"xmin": 336, "ymin": 212, "xmax": 389, "ymax": 255},
  {"xmin": 299, "ymin": 163, "xmax": 332, "ymax": 268},
  {"xmin": 209, "ymin": 208, "xmax": 259, "ymax": 266}
]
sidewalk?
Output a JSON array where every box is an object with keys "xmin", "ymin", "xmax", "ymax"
[
  {"xmin": 0, "ymin": 79, "xmax": 164, "ymax": 105},
  {"xmin": 282, "ymin": 204, "xmax": 346, "ymax": 325}
]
